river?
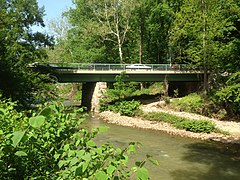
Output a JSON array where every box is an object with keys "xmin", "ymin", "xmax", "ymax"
[{"xmin": 83, "ymin": 115, "xmax": 240, "ymax": 180}]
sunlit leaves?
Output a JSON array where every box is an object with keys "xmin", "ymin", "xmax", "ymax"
[
  {"xmin": 0, "ymin": 100, "xmax": 150, "ymax": 179},
  {"xmin": 170, "ymin": 0, "xmax": 240, "ymax": 71},
  {"xmin": 15, "ymin": 151, "xmax": 27, "ymax": 157},
  {"xmin": 216, "ymin": 72, "xmax": 240, "ymax": 115},
  {"xmin": 107, "ymin": 165, "xmax": 116, "ymax": 176},
  {"xmin": 95, "ymin": 171, "xmax": 108, "ymax": 180}
]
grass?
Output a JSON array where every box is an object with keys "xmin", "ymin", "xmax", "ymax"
[{"xmin": 143, "ymin": 112, "xmax": 217, "ymax": 133}]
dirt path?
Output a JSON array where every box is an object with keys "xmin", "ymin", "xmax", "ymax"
[{"xmin": 98, "ymin": 102, "xmax": 240, "ymax": 144}]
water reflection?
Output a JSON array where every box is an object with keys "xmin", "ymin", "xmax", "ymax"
[
  {"xmin": 83, "ymin": 116, "xmax": 240, "ymax": 180},
  {"xmin": 171, "ymin": 142, "xmax": 240, "ymax": 180}
]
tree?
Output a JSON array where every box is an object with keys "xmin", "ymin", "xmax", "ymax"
[
  {"xmin": 47, "ymin": 16, "xmax": 73, "ymax": 62},
  {"xmin": 169, "ymin": 0, "xmax": 240, "ymax": 92},
  {"xmin": 0, "ymin": 0, "xmax": 54, "ymax": 108},
  {"xmin": 216, "ymin": 72, "xmax": 240, "ymax": 116},
  {"xmin": 128, "ymin": 0, "xmax": 175, "ymax": 64},
  {"xmin": 66, "ymin": 0, "xmax": 139, "ymax": 63}
]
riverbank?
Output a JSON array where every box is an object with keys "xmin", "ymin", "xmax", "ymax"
[{"xmin": 98, "ymin": 101, "xmax": 240, "ymax": 144}]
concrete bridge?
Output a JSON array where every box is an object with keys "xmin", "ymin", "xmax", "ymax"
[
  {"xmin": 30, "ymin": 63, "xmax": 204, "ymax": 111},
  {"xmin": 31, "ymin": 63, "xmax": 204, "ymax": 82}
]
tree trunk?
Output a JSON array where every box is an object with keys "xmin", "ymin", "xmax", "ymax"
[
  {"xmin": 163, "ymin": 75, "xmax": 169, "ymax": 96},
  {"xmin": 139, "ymin": 32, "xmax": 142, "ymax": 64},
  {"xmin": 202, "ymin": 0, "xmax": 208, "ymax": 95},
  {"xmin": 118, "ymin": 43, "xmax": 123, "ymax": 64},
  {"xmin": 139, "ymin": 12, "xmax": 144, "ymax": 64}
]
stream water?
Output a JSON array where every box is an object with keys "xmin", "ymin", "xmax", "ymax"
[{"xmin": 83, "ymin": 115, "xmax": 240, "ymax": 180}]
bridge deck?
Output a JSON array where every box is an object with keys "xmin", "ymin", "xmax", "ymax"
[
  {"xmin": 31, "ymin": 63, "xmax": 204, "ymax": 83},
  {"xmin": 59, "ymin": 69, "xmax": 202, "ymax": 74},
  {"xmin": 55, "ymin": 69, "xmax": 203, "ymax": 83}
]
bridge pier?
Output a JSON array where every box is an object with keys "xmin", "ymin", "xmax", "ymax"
[
  {"xmin": 91, "ymin": 82, "xmax": 107, "ymax": 112},
  {"xmin": 81, "ymin": 82, "xmax": 107, "ymax": 111},
  {"xmin": 81, "ymin": 82, "xmax": 96, "ymax": 111}
]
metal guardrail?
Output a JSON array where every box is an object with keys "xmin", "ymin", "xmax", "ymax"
[{"xmin": 45, "ymin": 63, "xmax": 190, "ymax": 71}]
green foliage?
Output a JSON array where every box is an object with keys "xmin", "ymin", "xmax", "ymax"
[
  {"xmin": 104, "ymin": 100, "xmax": 141, "ymax": 117},
  {"xmin": 215, "ymin": 72, "xmax": 240, "ymax": 116},
  {"xmin": 163, "ymin": 96, "xmax": 171, "ymax": 105},
  {"xmin": 101, "ymin": 74, "xmax": 163, "ymax": 108},
  {"xmin": 57, "ymin": 83, "xmax": 82, "ymax": 101},
  {"xmin": 65, "ymin": 0, "xmax": 140, "ymax": 63},
  {"xmin": 170, "ymin": 0, "xmax": 240, "ymax": 71},
  {"xmin": 0, "ymin": 99, "xmax": 149, "ymax": 179},
  {"xmin": 74, "ymin": 90, "xmax": 82, "ymax": 101},
  {"xmin": 143, "ymin": 112, "xmax": 217, "ymax": 133},
  {"xmin": 101, "ymin": 72, "xmax": 138, "ymax": 103},
  {"xmin": 133, "ymin": 83, "xmax": 164, "ymax": 96},
  {"xmin": 62, "ymin": 0, "xmax": 178, "ymax": 64},
  {"xmin": 172, "ymin": 93, "xmax": 204, "ymax": 114},
  {"xmin": 0, "ymin": 0, "xmax": 54, "ymax": 108}
]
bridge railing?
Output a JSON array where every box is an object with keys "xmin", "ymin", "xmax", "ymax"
[{"xmin": 48, "ymin": 63, "xmax": 190, "ymax": 71}]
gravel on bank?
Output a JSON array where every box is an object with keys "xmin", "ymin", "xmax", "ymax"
[{"xmin": 98, "ymin": 102, "xmax": 240, "ymax": 144}]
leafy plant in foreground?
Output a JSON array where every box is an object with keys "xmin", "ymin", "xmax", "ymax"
[{"xmin": 0, "ymin": 100, "xmax": 150, "ymax": 179}]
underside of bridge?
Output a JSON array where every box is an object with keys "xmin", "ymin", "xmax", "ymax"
[
  {"xmin": 55, "ymin": 71, "xmax": 203, "ymax": 83},
  {"xmin": 50, "ymin": 70, "xmax": 205, "ymax": 111},
  {"xmin": 31, "ymin": 65, "xmax": 205, "ymax": 111},
  {"xmin": 81, "ymin": 82, "xmax": 96, "ymax": 110},
  {"xmin": 80, "ymin": 81, "xmax": 202, "ymax": 111}
]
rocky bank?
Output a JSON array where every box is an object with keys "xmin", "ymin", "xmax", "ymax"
[{"xmin": 98, "ymin": 101, "xmax": 240, "ymax": 144}]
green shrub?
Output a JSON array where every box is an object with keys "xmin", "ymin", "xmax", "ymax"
[
  {"xmin": 143, "ymin": 112, "xmax": 216, "ymax": 133},
  {"xmin": 174, "ymin": 120, "xmax": 216, "ymax": 133},
  {"xmin": 172, "ymin": 93, "xmax": 204, "ymax": 114},
  {"xmin": 106, "ymin": 100, "xmax": 141, "ymax": 116},
  {"xmin": 163, "ymin": 96, "xmax": 171, "ymax": 104}
]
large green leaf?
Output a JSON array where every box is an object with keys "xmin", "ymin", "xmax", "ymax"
[
  {"xmin": 95, "ymin": 171, "xmax": 108, "ymax": 180},
  {"xmin": 12, "ymin": 131, "xmax": 25, "ymax": 147},
  {"xmin": 137, "ymin": 167, "xmax": 149, "ymax": 180},
  {"xmin": 39, "ymin": 107, "xmax": 52, "ymax": 117},
  {"xmin": 29, "ymin": 116, "xmax": 45, "ymax": 128},
  {"xmin": 107, "ymin": 165, "xmax": 116, "ymax": 176},
  {"xmin": 127, "ymin": 144, "xmax": 136, "ymax": 154},
  {"xmin": 0, "ymin": 108, "xmax": 5, "ymax": 116}
]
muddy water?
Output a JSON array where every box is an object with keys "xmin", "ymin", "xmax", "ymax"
[{"xmin": 83, "ymin": 116, "xmax": 240, "ymax": 180}]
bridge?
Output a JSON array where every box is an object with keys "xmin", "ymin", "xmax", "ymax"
[
  {"xmin": 30, "ymin": 63, "xmax": 204, "ymax": 111},
  {"xmin": 30, "ymin": 63, "xmax": 204, "ymax": 82}
]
